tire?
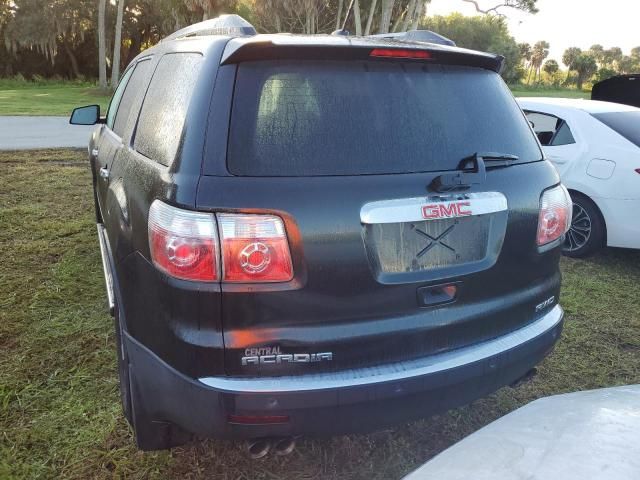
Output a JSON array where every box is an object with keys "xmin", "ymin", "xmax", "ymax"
[
  {"xmin": 562, "ymin": 193, "xmax": 605, "ymax": 258},
  {"xmin": 113, "ymin": 301, "xmax": 133, "ymax": 425}
]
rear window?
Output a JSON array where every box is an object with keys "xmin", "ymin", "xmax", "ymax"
[
  {"xmin": 228, "ymin": 61, "xmax": 542, "ymax": 176},
  {"xmin": 592, "ymin": 111, "xmax": 640, "ymax": 148}
]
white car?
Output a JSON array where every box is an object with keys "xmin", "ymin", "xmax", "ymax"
[{"xmin": 517, "ymin": 97, "xmax": 640, "ymax": 257}]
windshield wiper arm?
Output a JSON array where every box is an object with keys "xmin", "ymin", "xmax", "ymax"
[{"xmin": 429, "ymin": 152, "xmax": 519, "ymax": 193}]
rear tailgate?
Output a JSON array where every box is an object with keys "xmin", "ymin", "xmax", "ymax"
[{"xmin": 198, "ymin": 51, "xmax": 561, "ymax": 377}]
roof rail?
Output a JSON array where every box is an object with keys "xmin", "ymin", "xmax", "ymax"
[
  {"xmin": 368, "ymin": 30, "xmax": 456, "ymax": 47},
  {"xmin": 162, "ymin": 14, "xmax": 256, "ymax": 43}
]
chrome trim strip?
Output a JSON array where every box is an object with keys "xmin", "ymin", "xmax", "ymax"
[
  {"xmin": 96, "ymin": 224, "xmax": 115, "ymax": 312},
  {"xmin": 199, "ymin": 305, "xmax": 563, "ymax": 393},
  {"xmin": 360, "ymin": 192, "xmax": 508, "ymax": 225}
]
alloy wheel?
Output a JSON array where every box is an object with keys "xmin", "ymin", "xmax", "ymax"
[{"xmin": 564, "ymin": 203, "xmax": 592, "ymax": 252}]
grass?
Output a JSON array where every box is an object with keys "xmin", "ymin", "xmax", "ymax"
[
  {"xmin": 1, "ymin": 148, "xmax": 639, "ymax": 479},
  {"xmin": 0, "ymin": 81, "xmax": 110, "ymax": 116},
  {"xmin": 510, "ymin": 84, "xmax": 590, "ymax": 99}
]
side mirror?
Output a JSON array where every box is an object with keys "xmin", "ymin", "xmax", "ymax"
[{"xmin": 70, "ymin": 105, "xmax": 102, "ymax": 125}]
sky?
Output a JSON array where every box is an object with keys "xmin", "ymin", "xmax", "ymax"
[{"xmin": 427, "ymin": 0, "xmax": 640, "ymax": 63}]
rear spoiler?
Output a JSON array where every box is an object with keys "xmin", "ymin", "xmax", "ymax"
[{"xmin": 221, "ymin": 37, "xmax": 504, "ymax": 73}]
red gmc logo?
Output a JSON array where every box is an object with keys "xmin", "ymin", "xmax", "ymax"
[{"xmin": 422, "ymin": 201, "xmax": 472, "ymax": 220}]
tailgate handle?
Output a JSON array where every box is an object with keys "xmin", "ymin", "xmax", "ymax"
[{"xmin": 417, "ymin": 283, "xmax": 458, "ymax": 307}]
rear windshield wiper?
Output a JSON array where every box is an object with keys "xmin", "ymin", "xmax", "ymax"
[{"xmin": 429, "ymin": 152, "xmax": 519, "ymax": 193}]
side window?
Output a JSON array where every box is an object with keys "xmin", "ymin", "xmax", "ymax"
[
  {"xmin": 106, "ymin": 67, "xmax": 134, "ymax": 129},
  {"xmin": 550, "ymin": 121, "xmax": 576, "ymax": 146},
  {"xmin": 112, "ymin": 59, "xmax": 152, "ymax": 138},
  {"xmin": 524, "ymin": 111, "xmax": 575, "ymax": 147},
  {"xmin": 134, "ymin": 53, "xmax": 204, "ymax": 166}
]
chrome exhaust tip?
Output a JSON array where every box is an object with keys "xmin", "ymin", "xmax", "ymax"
[
  {"xmin": 273, "ymin": 436, "xmax": 296, "ymax": 456},
  {"xmin": 246, "ymin": 438, "xmax": 271, "ymax": 459}
]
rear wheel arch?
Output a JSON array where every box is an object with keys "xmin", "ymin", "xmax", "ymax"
[{"xmin": 566, "ymin": 189, "xmax": 607, "ymax": 239}]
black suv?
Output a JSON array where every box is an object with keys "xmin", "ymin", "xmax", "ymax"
[{"xmin": 71, "ymin": 15, "xmax": 569, "ymax": 452}]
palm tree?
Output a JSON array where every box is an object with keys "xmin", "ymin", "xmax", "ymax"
[
  {"xmin": 111, "ymin": 0, "xmax": 126, "ymax": 87},
  {"xmin": 98, "ymin": 0, "xmax": 107, "ymax": 91},
  {"xmin": 519, "ymin": 43, "xmax": 532, "ymax": 82},
  {"xmin": 562, "ymin": 47, "xmax": 582, "ymax": 83},
  {"xmin": 530, "ymin": 40, "xmax": 550, "ymax": 84}
]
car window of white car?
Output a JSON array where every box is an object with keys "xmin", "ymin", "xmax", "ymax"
[
  {"xmin": 550, "ymin": 121, "xmax": 576, "ymax": 146},
  {"xmin": 524, "ymin": 110, "xmax": 580, "ymax": 174},
  {"xmin": 525, "ymin": 111, "xmax": 558, "ymax": 145}
]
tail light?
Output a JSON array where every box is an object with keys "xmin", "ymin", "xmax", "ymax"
[
  {"xmin": 370, "ymin": 48, "xmax": 432, "ymax": 59},
  {"xmin": 148, "ymin": 201, "xmax": 219, "ymax": 281},
  {"xmin": 148, "ymin": 202, "xmax": 293, "ymax": 283},
  {"xmin": 218, "ymin": 214, "xmax": 293, "ymax": 283},
  {"xmin": 537, "ymin": 185, "xmax": 572, "ymax": 246}
]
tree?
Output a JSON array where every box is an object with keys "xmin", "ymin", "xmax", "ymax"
[
  {"xmin": 562, "ymin": 46, "xmax": 581, "ymax": 82},
  {"xmin": 588, "ymin": 44, "xmax": 604, "ymax": 67},
  {"xmin": 335, "ymin": 0, "xmax": 344, "ymax": 30},
  {"xmin": 518, "ymin": 42, "xmax": 531, "ymax": 80},
  {"xmin": 353, "ymin": 0, "xmax": 362, "ymax": 35},
  {"xmin": 602, "ymin": 46, "xmax": 622, "ymax": 69},
  {"xmin": 98, "ymin": 0, "xmax": 107, "ymax": 90},
  {"xmin": 3, "ymin": 0, "xmax": 94, "ymax": 79},
  {"xmin": 543, "ymin": 59, "xmax": 560, "ymax": 86},
  {"xmin": 562, "ymin": 47, "xmax": 581, "ymax": 70},
  {"xmin": 596, "ymin": 67, "xmax": 617, "ymax": 82},
  {"xmin": 0, "ymin": 0, "xmax": 12, "ymax": 29},
  {"xmin": 111, "ymin": 0, "xmax": 125, "ymax": 87},
  {"xmin": 248, "ymin": 0, "xmax": 429, "ymax": 37},
  {"xmin": 421, "ymin": 13, "xmax": 523, "ymax": 83},
  {"xmin": 378, "ymin": 0, "xmax": 395, "ymax": 33},
  {"xmin": 573, "ymin": 53, "xmax": 597, "ymax": 90},
  {"xmin": 543, "ymin": 59, "xmax": 558, "ymax": 75},
  {"xmin": 618, "ymin": 55, "xmax": 637, "ymax": 74},
  {"xmin": 529, "ymin": 40, "xmax": 549, "ymax": 83},
  {"xmin": 461, "ymin": 0, "xmax": 538, "ymax": 15},
  {"xmin": 399, "ymin": 0, "xmax": 417, "ymax": 31},
  {"xmin": 250, "ymin": 0, "xmax": 336, "ymax": 35},
  {"xmin": 364, "ymin": 0, "xmax": 377, "ymax": 34},
  {"xmin": 410, "ymin": 0, "xmax": 424, "ymax": 29},
  {"xmin": 183, "ymin": 0, "xmax": 237, "ymax": 20}
]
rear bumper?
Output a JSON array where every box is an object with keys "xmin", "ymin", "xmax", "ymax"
[{"xmin": 124, "ymin": 305, "xmax": 563, "ymax": 440}]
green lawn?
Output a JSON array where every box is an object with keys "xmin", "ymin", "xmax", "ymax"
[
  {"xmin": 510, "ymin": 86, "xmax": 590, "ymax": 99},
  {"xmin": 0, "ymin": 84, "xmax": 110, "ymax": 116},
  {"xmin": 1, "ymin": 149, "xmax": 639, "ymax": 479}
]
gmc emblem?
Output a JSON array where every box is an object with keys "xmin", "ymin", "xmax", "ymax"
[{"xmin": 422, "ymin": 201, "xmax": 472, "ymax": 220}]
